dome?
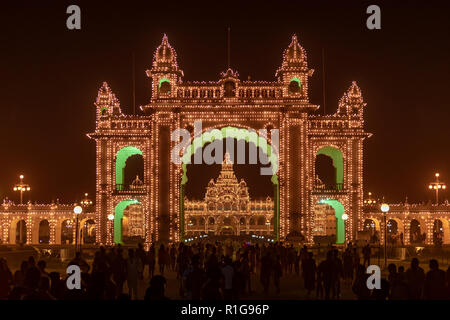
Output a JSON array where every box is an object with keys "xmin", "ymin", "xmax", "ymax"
[
  {"xmin": 152, "ymin": 34, "xmax": 180, "ymax": 71},
  {"xmin": 276, "ymin": 35, "xmax": 309, "ymax": 76}
]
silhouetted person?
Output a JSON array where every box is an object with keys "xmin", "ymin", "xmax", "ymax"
[
  {"xmin": 273, "ymin": 255, "xmax": 282, "ymax": 294},
  {"xmin": 362, "ymin": 244, "xmax": 371, "ymax": 267},
  {"xmin": 158, "ymin": 244, "xmax": 168, "ymax": 275},
  {"xmin": 0, "ymin": 258, "xmax": 13, "ymax": 300},
  {"xmin": 221, "ymin": 257, "xmax": 234, "ymax": 299},
  {"xmin": 111, "ymin": 248, "xmax": 127, "ymax": 296},
  {"xmin": 144, "ymin": 275, "xmax": 169, "ymax": 300},
  {"xmin": 136, "ymin": 243, "xmax": 147, "ymax": 279},
  {"xmin": 424, "ymin": 259, "xmax": 447, "ymax": 300},
  {"xmin": 260, "ymin": 252, "xmax": 272, "ymax": 295},
  {"xmin": 406, "ymin": 258, "xmax": 425, "ymax": 299},
  {"xmin": 302, "ymin": 252, "xmax": 315, "ymax": 297},
  {"xmin": 186, "ymin": 255, "xmax": 205, "ymax": 300},
  {"xmin": 148, "ymin": 244, "xmax": 156, "ymax": 278},
  {"xmin": 126, "ymin": 249, "xmax": 140, "ymax": 299},
  {"xmin": 352, "ymin": 264, "xmax": 370, "ymax": 300}
]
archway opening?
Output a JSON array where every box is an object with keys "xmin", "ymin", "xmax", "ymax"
[
  {"xmin": 159, "ymin": 78, "xmax": 171, "ymax": 94},
  {"xmin": 318, "ymin": 199, "xmax": 346, "ymax": 244},
  {"xmin": 387, "ymin": 219, "xmax": 399, "ymax": 245},
  {"xmin": 81, "ymin": 219, "xmax": 96, "ymax": 244},
  {"xmin": 15, "ymin": 220, "xmax": 27, "ymax": 244},
  {"xmin": 433, "ymin": 220, "xmax": 444, "ymax": 246},
  {"xmin": 315, "ymin": 154, "xmax": 336, "ymax": 190},
  {"xmin": 288, "ymin": 77, "xmax": 301, "ymax": 94},
  {"xmin": 114, "ymin": 200, "xmax": 144, "ymax": 244},
  {"xmin": 61, "ymin": 220, "xmax": 73, "ymax": 244},
  {"xmin": 410, "ymin": 219, "xmax": 424, "ymax": 244},
  {"xmin": 316, "ymin": 146, "xmax": 344, "ymax": 190},
  {"xmin": 115, "ymin": 146, "xmax": 143, "ymax": 190},
  {"xmin": 123, "ymin": 154, "xmax": 144, "ymax": 189},
  {"xmin": 38, "ymin": 220, "xmax": 50, "ymax": 244},
  {"xmin": 180, "ymin": 126, "xmax": 279, "ymax": 241}
]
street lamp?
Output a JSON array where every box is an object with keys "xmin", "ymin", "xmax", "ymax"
[
  {"xmin": 107, "ymin": 214, "xmax": 114, "ymax": 245},
  {"xmin": 74, "ymin": 205, "xmax": 82, "ymax": 252},
  {"xmin": 80, "ymin": 193, "xmax": 93, "ymax": 206},
  {"xmin": 380, "ymin": 203, "xmax": 390, "ymax": 269},
  {"xmin": 428, "ymin": 173, "xmax": 446, "ymax": 204},
  {"xmin": 13, "ymin": 174, "xmax": 31, "ymax": 204},
  {"xmin": 364, "ymin": 192, "xmax": 377, "ymax": 205}
]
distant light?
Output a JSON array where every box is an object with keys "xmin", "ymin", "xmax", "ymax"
[
  {"xmin": 436, "ymin": 173, "xmax": 440, "ymax": 178},
  {"xmin": 107, "ymin": 214, "xmax": 114, "ymax": 221},
  {"xmin": 381, "ymin": 203, "xmax": 390, "ymax": 213},
  {"xmin": 341, "ymin": 213, "xmax": 349, "ymax": 221},
  {"xmin": 20, "ymin": 175, "xmax": 24, "ymax": 180},
  {"xmin": 74, "ymin": 205, "xmax": 82, "ymax": 214}
]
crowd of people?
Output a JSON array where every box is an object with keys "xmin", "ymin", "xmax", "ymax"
[{"xmin": 0, "ymin": 241, "xmax": 450, "ymax": 300}]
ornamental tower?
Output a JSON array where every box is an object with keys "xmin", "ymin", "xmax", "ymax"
[
  {"xmin": 276, "ymin": 35, "xmax": 314, "ymax": 101},
  {"xmin": 146, "ymin": 34, "xmax": 184, "ymax": 101}
]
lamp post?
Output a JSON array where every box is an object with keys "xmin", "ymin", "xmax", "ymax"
[
  {"xmin": 80, "ymin": 193, "xmax": 93, "ymax": 206},
  {"xmin": 74, "ymin": 205, "xmax": 82, "ymax": 252},
  {"xmin": 428, "ymin": 173, "xmax": 446, "ymax": 204},
  {"xmin": 13, "ymin": 175, "xmax": 31, "ymax": 204},
  {"xmin": 107, "ymin": 214, "xmax": 114, "ymax": 245},
  {"xmin": 380, "ymin": 203, "xmax": 390, "ymax": 269}
]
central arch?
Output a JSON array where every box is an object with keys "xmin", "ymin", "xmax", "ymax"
[
  {"xmin": 319, "ymin": 199, "xmax": 346, "ymax": 244},
  {"xmin": 179, "ymin": 126, "xmax": 279, "ymax": 241},
  {"xmin": 113, "ymin": 199, "xmax": 141, "ymax": 244}
]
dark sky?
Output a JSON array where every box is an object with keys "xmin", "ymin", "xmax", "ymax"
[{"xmin": 1, "ymin": 0, "xmax": 449, "ymax": 204}]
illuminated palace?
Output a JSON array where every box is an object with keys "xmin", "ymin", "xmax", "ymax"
[
  {"xmin": 184, "ymin": 153, "xmax": 274, "ymax": 237},
  {"xmin": 3, "ymin": 34, "xmax": 450, "ymax": 247},
  {"xmin": 87, "ymin": 33, "xmax": 371, "ymax": 246}
]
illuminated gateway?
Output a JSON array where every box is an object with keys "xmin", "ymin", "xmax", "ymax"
[
  {"xmin": 2, "ymin": 34, "xmax": 450, "ymax": 247},
  {"xmin": 87, "ymin": 33, "xmax": 370, "ymax": 246},
  {"xmin": 184, "ymin": 153, "xmax": 274, "ymax": 236}
]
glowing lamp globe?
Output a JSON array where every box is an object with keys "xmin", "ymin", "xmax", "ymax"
[
  {"xmin": 341, "ymin": 213, "xmax": 349, "ymax": 221},
  {"xmin": 380, "ymin": 203, "xmax": 390, "ymax": 213},
  {"xmin": 107, "ymin": 214, "xmax": 114, "ymax": 221},
  {"xmin": 73, "ymin": 205, "xmax": 82, "ymax": 214}
]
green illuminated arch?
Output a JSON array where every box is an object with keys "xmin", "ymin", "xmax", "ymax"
[
  {"xmin": 115, "ymin": 146, "xmax": 143, "ymax": 187},
  {"xmin": 158, "ymin": 78, "xmax": 170, "ymax": 90},
  {"xmin": 290, "ymin": 77, "xmax": 301, "ymax": 88},
  {"xmin": 319, "ymin": 199, "xmax": 346, "ymax": 244},
  {"xmin": 316, "ymin": 146, "xmax": 344, "ymax": 185},
  {"xmin": 179, "ymin": 126, "xmax": 279, "ymax": 241},
  {"xmin": 113, "ymin": 199, "xmax": 140, "ymax": 244}
]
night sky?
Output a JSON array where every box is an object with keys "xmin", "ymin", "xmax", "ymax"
[{"xmin": 1, "ymin": 1, "xmax": 449, "ymax": 204}]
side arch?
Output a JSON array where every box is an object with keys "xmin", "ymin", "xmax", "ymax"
[
  {"xmin": 316, "ymin": 146, "xmax": 344, "ymax": 185},
  {"xmin": 115, "ymin": 146, "xmax": 143, "ymax": 187},
  {"xmin": 113, "ymin": 199, "xmax": 141, "ymax": 244},
  {"xmin": 319, "ymin": 199, "xmax": 346, "ymax": 244}
]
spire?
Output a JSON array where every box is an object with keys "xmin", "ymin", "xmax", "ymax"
[
  {"xmin": 95, "ymin": 82, "xmax": 121, "ymax": 116},
  {"xmin": 216, "ymin": 153, "xmax": 238, "ymax": 185},
  {"xmin": 276, "ymin": 34, "xmax": 309, "ymax": 76},
  {"xmin": 337, "ymin": 81, "xmax": 366, "ymax": 117},
  {"xmin": 151, "ymin": 34, "xmax": 183, "ymax": 75}
]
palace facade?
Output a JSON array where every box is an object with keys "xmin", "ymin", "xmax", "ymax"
[{"xmin": 184, "ymin": 153, "xmax": 274, "ymax": 237}]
